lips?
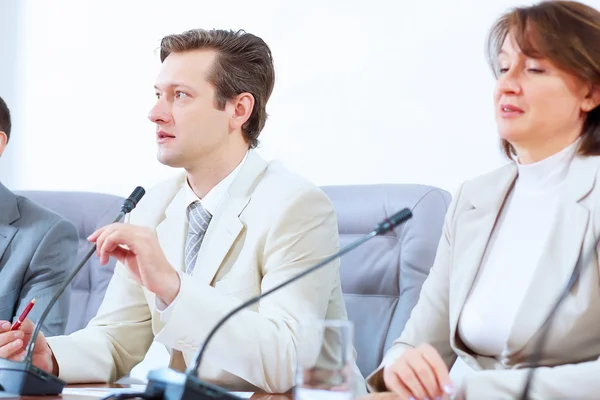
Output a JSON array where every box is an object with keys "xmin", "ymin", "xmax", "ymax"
[
  {"xmin": 157, "ymin": 131, "xmax": 175, "ymax": 139},
  {"xmin": 499, "ymin": 103, "xmax": 524, "ymax": 118},
  {"xmin": 500, "ymin": 104, "xmax": 524, "ymax": 113},
  {"xmin": 157, "ymin": 130, "xmax": 175, "ymax": 144}
]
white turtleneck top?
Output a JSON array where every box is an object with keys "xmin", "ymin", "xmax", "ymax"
[{"xmin": 458, "ymin": 139, "xmax": 580, "ymax": 357}]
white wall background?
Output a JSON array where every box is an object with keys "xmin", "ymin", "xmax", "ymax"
[
  {"xmin": 0, "ymin": 0, "xmax": 21, "ymax": 189},
  {"xmin": 3, "ymin": 0, "xmax": 600, "ymax": 197}
]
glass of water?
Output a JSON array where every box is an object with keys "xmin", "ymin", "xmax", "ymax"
[{"xmin": 295, "ymin": 319, "xmax": 355, "ymax": 400}]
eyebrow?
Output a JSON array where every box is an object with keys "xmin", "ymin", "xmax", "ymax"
[{"xmin": 154, "ymin": 83, "xmax": 195, "ymax": 92}]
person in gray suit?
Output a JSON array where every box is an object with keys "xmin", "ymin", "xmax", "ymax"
[{"xmin": 0, "ymin": 96, "xmax": 78, "ymax": 337}]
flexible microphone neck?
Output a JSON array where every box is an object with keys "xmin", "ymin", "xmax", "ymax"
[
  {"xmin": 185, "ymin": 208, "xmax": 413, "ymax": 379},
  {"xmin": 23, "ymin": 187, "xmax": 146, "ymax": 365},
  {"xmin": 518, "ymin": 234, "xmax": 600, "ymax": 400}
]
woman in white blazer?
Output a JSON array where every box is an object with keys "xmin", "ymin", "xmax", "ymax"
[{"xmin": 367, "ymin": 1, "xmax": 600, "ymax": 399}]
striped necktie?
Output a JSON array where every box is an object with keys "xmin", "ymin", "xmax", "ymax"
[{"xmin": 185, "ymin": 201, "xmax": 212, "ymax": 275}]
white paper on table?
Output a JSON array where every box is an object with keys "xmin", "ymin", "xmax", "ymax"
[
  {"xmin": 61, "ymin": 387, "xmax": 253, "ymax": 399},
  {"xmin": 230, "ymin": 393, "xmax": 254, "ymax": 399},
  {"xmin": 61, "ymin": 385, "xmax": 147, "ymax": 397}
]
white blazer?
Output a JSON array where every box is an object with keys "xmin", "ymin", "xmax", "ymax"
[
  {"xmin": 49, "ymin": 150, "xmax": 365, "ymax": 394},
  {"xmin": 368, "ymin": 155, "xmax": 600, "ymax": 399}
]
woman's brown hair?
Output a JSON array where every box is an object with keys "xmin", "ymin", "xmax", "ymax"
[{"xmin": 486, "ymin": 0, "xmax": 600, "ymax": 158}]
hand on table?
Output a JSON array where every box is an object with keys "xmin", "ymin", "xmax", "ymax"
[{"xmin": 383, "ymin": 344, "xmax": 455, "ymax": 400}]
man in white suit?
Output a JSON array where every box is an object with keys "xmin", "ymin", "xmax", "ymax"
[{"xmin": 0, "ymin": 29, "xmax": 365, "ymax": 394}]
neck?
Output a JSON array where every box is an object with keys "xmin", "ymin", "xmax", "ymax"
[
  {"xmin": 186, "ymin": 144, "xmax": 248, "ymax": 199},
  {"xmin": 513, "ymin": 131, "xmax": 581, "ymax": 165}
]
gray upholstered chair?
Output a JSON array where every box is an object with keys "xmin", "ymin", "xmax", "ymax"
[
  {"xmin": 14, "ymin": 190, "xmax": 124, "ymax": 334},
  {"xmin": 17, "ymin": 184, "xmax": 450, "ymax": 378},
  {"xmin": 321, "ymin": 184, "xmax": 451, "ymax": 376}
]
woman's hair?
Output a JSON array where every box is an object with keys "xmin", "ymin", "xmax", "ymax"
[{"xmin": 486, "ymin": 0, "xmax": 600, "ymax": 157}]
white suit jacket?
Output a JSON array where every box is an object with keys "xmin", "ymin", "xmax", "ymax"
[
  {"xmin": 368, "ymin": 155, "xmax": 600, "ymax": 399},
  {"xmin": 48, "ymin": 150, "xmax": 365, "ymax": 394}
]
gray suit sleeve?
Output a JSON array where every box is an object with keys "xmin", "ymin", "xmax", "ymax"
[{"xmin": 15, "ymin": 219, "xmax": 78, "ymax": 336}]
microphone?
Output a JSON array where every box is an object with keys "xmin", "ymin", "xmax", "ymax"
[
  {"xmin": 518, "ymin": 234, "xmax": 600, "ymax": 400},
  {"xmin": 0, "ymin": 186, "xmax": 146, "ymax": 396},
  {"xmin": 138, "ymin": 208, "xmax": 413, "ymax": 400}
]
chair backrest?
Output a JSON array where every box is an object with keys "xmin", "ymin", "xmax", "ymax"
[
  {"xmin": 321, "ymin": 184, "xmax": 450, "ymax": 376},
  {"xmin": 15, "ymin": 190, "xmax": 124, "ymax": 334},
  {"xmin": 17, "ymin": 185, "xmax": 450, "ymax": 377}
]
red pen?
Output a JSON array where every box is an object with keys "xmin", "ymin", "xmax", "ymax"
[{"xmin": 11, "ymin": 298, "xmax": 36, "ymax": 331}]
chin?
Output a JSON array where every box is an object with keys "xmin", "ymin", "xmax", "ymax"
[
  {"xmin": 157, "ymin": 152, "xmax": 183, "ymax": 168},
  {"xmin": 498, "ymin": 126, "xmax": 530, "ymax": 143}
]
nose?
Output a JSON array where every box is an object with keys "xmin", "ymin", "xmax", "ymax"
[
  {"xmin": 496, "ymin": 69, "xmax": 521, "ymax": 96},
  {"xmin": 148, "ymin": 98, "xmax": 172, "ymax": 125}
]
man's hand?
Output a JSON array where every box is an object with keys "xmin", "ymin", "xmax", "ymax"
[
  {"xmin": 0, "ymin": 319, "xmax": 57, "ymax": 375},
  {"xmin": 89, "ymin": 223, "xmax": 180, "ymax": 304}
]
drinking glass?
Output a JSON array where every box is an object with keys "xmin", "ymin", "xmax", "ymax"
[{"xmin": 294, "ymin": 320, "xmax": 355, "ymax": 400}]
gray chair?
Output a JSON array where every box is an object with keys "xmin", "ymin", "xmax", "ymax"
[
  {"xmin": 17, "ymin": 184, "xmax": 450, "ymax": 377},
  {"xmin": 15, "ymin": 190, "xmax": 124, "ymax": 334},
  {"xmin": 321, "ymin": 184, "xmax": 450, "ymax": 376}
]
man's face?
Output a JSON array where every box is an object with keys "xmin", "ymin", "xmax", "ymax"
[{"xmin": 149, "ymin": 50, "xmax": 232, "ymax": 169}]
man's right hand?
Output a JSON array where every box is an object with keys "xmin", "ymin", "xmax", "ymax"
[
  {"xmin": 0, "ymin": 319, "xmax": 57, "ymax": 375},
  {"xmin": 383, "ymin": 343, "xmax": 454, "ymax": 400}
]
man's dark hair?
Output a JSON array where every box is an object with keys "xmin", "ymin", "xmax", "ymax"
[
  {"xmin": 159, "ymin": 29, "xmax": 275, "ymax": 149},
  {"xmin": 0, "ymin": 96, "xmax": 11, "ymax": 143}
]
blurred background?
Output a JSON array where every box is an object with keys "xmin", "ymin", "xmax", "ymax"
[{"xmin": 2, "ymin": 0, "xmax": 598, "ymax": 196}]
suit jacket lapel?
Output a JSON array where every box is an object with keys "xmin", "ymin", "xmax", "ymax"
[
  {"xmin": 155, "ymin": 176, "xmax": 188, "ymax": 274},
  {"xmin": 0, "ymin": 183, "xmax": 20, "ymax": 264},
  {"xmin": 192, "ymin": 150, "xmax": 268, "ymax": 285},
  {"xmin": 505, "ymin": 155, "xmax": 599, "ymax": 356},
  {"xmin": 151, "ymin": 173, "xmax": 188, "ymax": 332},
  {"xmin": 450, "ymin": 164, "xmax": 518, "ymax": 351}
]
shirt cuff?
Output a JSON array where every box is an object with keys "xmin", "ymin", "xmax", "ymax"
[{"xmin": 155, "ymin": 271, "xmax": 183, "ymax": 323}]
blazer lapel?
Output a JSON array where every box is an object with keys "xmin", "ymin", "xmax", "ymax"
[
  {"xmin": 150, "ymin": 174, "xmax": 188, "ymax": 331},
  {"xmin": 505, "ymin": 155, "xmax": 599, "ymax": 356},
  {"xmin": 0, "ymin": 183, "xmax": 20, "ymax": 264},
  {"xmin": 192, "ymin": 193, "xmax": 247, "ymax": 284},
  {"xmin": 450, "ymin": 164, "xmax": 518, "ymax": 350},
  {"xmin": 192, "ymin": 150, "xmax": 268, "ymax": 285},
  {"xmin": 0, "ymin": 226, "xmax": 17, "ymax": 264},
  {"xmin": 155, "ymin": 184, "xmax": 188, "ymax": 274}
]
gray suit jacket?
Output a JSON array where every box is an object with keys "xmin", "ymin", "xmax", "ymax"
[{"xmin": 0, "ymin": 183, "xmax": 78, "ymax": 336}]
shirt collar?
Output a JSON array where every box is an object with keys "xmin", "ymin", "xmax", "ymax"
[{"xmin": 184, "ymin": 152, "xmax": 248, "ymax": 215}]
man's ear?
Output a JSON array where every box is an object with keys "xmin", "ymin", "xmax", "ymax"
[
  {"xmin": 228, "ymin": 92, "xmax": 255, "ymax": 132},
  {"xmin": 0, "ymin": 131, "xmax": 6, "ymax": 157}
]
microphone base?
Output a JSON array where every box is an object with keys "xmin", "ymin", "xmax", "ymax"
[
  {"xmin": 146, "ymin": 368, "xmax": 240, "ymax": 400},
  {"xmin": 0, "ymin": 358, "xmax": 65, "ymax": 395}
]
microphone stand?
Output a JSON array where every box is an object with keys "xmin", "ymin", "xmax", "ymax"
[{"xmin": 139, "ymin": 209, "xmax": 413, "ymax": 400}]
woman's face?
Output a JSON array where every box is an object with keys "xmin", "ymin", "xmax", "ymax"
[{"xmin": 494, "ymin": 32, "xmax": 598, "ymax": 154}]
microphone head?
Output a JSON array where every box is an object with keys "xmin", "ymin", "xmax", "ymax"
[
  {"xmin": 375, "ymin": 208, "xmax": 412, "ymax": 235},
  {"xmin": 121, "ymin": 186, "xmax": 146, "ymax": 214}
]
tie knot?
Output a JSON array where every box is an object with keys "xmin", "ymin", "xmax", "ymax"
[{"xmin": 187, "ymin": 201, "xmax": 212, "ymax": 235}]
